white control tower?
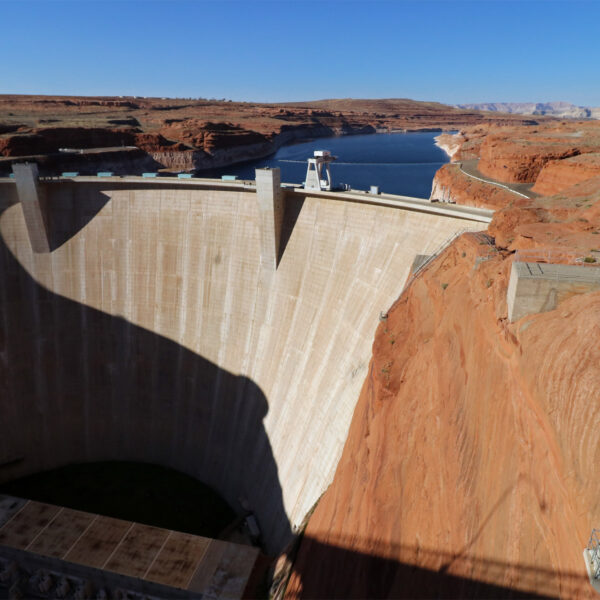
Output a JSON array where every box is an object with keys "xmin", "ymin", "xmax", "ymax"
[{"xmin": 304, "ymin": 150, "xmax": 337, "ymax": 191}]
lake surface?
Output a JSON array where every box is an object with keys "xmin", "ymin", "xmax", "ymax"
[{"xmin": 205, "ymin": 131, "xmax": 450, "ymax": 198}]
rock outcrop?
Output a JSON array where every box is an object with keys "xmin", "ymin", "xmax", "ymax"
[
  {"xmin": 433, "ymin": 132, "xmax": 462, "ymax": 160},
  {"xmin": 0, "ymin": 95, "xmax": 547, "ymax": 175},
  {"xmin": 429, "ymin": 163, "xmax": 520, "ymax": 210},
  {"xmin": 286, "ymin": 121, "xmax": 600, "ymax": 599},
  {"xmin": 478, "ymin": 135, "xmax": 581, "ymax": 183},
  {"xmin": 533, "ymin": 153, "xmax": 600, "ymax": 196}
]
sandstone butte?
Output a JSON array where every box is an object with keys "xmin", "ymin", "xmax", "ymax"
[
  {"xmin": 0, "ymin": 95, "xmax": 540, "ymax": 174},
  {"xmin": 285, "ymin": 120, "xmax": 600, "ymax": 599}
]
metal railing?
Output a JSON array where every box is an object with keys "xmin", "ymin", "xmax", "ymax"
[
  {"xmin": 515, "ymin": 248, "xmax": 600, "ymax": 267},
  {"xmin": 402, "ymin": 227, "xmax": 472, "ymax": 293},
  {"xmin": 471, "ymin": 232, "xmax": 498, "ymax": 268}
]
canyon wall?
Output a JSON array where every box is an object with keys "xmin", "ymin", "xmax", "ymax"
[
  {"xmin": 430, "ymin": 163, "xmax": 519, "ymax": 210},
  {"xmin": 287, "ymin": 121, "xmax": 600, "ymax": 598},
  {"xmin": 0, "ymin": 95, "xmax": 545, "ymax": 175},
  {"xmin": 477, "ymin": 135, "xmax": 581, "ymax": 183},
  {"xmin": 0, "ymin": 180, "xmax": 483, "ymax": 555},
  {"xmin": 287, "ymin": 232, "xmax": 597, "ymax": 598},
  {"xmin": 533, "ymin": 153, "xmax": 600, "ymax": 196}
]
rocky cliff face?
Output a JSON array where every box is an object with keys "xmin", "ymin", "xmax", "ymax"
[
  {"xmin": 460, "ymin": 121, "xmax": 600, "ymax": 185},
  {"xmin": 533, "ymin": 153, "xmax": 600, "ymax": 196},
  {"xmin": 429, "ymin": 163, "xmax": 519, "ymax": 210},
  {"xmin": 0, "ymin": 95, "xmax": 546, "ymax": 175},
  {"xmin": 431, "ymin": 121, "xmax": 600, "ymax": 208},
  {"xmin": 287, "ymin": 240, "xmax": 600, "ymax": 599},
  {"xmin": 286, "ymin": 123, "xmax": 600, "ymax": 599},
  {"xmin": 478, "ymin": 135, "xmax": 581, "ymax": 183}
]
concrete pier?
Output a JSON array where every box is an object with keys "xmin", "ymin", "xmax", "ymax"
[
  {"xmin": 255, "ymin": 168, "xmax": 284, "ymax": 270},
  {"xmin": 11, "ymin": 163, "xmax": 50, "ymax": 253},
  {"xmin": 507, "ymin": 261, "xmax": 600, "ymax": 322}
]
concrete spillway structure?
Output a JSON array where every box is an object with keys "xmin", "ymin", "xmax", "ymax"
[{"xmin": 0, "ymin": 172, "xmax": 490, "ymax": 554}]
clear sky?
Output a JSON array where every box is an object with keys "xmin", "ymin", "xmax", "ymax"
[{"xmin": 1, "ymin": 0, "xmax": 599, "ymax": 106}]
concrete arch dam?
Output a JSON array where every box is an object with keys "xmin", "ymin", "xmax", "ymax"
[{"xmin": 0, "ymin": 173, "xmax": 490, "ymax": 554}]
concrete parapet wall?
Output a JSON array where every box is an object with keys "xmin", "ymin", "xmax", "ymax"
[
  {"xmin": 0, "ymin": 181, "xmax": 483, "ymax": 553},
  {"xmin": 507, "ymin": 261, "xmax": 600, "ymax": 322},
  {"xmin": 0, "ymin": 495, "xmax": 258, "ymax": 599}
]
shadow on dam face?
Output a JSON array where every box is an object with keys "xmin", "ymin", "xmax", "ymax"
[
  {"xmin": 0, "ymin": 178, "xmax": 487, "ymax": 560},
  {"xmin": 0, "ymin": 198, "xmax": 292, "ymax": 554},
  {"xmin": 43, "ymin": 182, "xmax": 112, "ymax": 251}
]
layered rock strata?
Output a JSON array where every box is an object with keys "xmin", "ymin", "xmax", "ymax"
[
  {"xmin": 478, "ymin": 135, "xmax": 581, "ymax": 183},
  {"xmin": 533, "ymin": 153, "xmax": 600, "ymax": 196},
  {"xmin": 287, "ymin": 123, "xmax": 600, "ymax": 599},
  {"xmin": 0, "ymin": 95, "xmax": 544, "ymax": 175},
  {"xmin": 430, "ymin": 163, "xmax": 519, "ymax": 210}
]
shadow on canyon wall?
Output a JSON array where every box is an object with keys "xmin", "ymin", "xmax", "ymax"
[
  {"xmin": 287, "ymin": 536, "xmax": 588, "ymax": 599},
  {"xmin": 0, "ymin": 196, "xmax": 293, "ymax": 553}
]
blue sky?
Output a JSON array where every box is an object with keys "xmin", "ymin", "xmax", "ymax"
[{"xmin": 1, "ymin": 0, "xmax": 599, "ymax": 106}]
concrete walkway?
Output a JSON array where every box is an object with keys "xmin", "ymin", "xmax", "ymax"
[{"xmin": 459, "ymin": 159, "xmax": 539, "ymax": 200}]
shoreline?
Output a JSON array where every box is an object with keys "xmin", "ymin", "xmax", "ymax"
[
  {"xmin": 434, "ymin": 132, "xmax": 462, "ymax": 162},
  {"xmin": 0, "ymin": 127, "xmax": 456, "ymax": 177},
  {"xmin": 195, "ymin": 127, "xmax": 449, "ymax": 173},
  {"xmin": 196, "ymin": 128, "xmax": 450, "ymax": 178}
]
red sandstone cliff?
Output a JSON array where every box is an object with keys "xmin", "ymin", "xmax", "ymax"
[
  {"xmin": 0, "ymin": 95, "xmax": 545, "ymax": 175},
  {"xmin": 450, "ymin": 121, "xmax": 600, "ymax": 186},
  {"xmin": 431, "ymin": 121, "xmax": 600, "ymax": 212},
  {"xmin": 533, "ymin": 153, "xmax": 600, "ymax": 196},
  {"xmin": 478, "ymin": 134, "xmax": 582, "ymax": 183},
  {"xmin": 286, "ymin": 125, "xmax": 600, "ymax": 599},
  {"xmin": 429, "ymin": 163, "xmax": 521, "ymax": 210}
]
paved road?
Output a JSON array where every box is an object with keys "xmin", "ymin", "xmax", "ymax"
[{"xmin": 459, "ymin": 159, "xmax": 539, "ymax": 199}]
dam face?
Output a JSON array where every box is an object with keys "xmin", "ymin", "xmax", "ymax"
[{"xmin": 0, "ymin": 177, "xmax": 485, "ymax": 554}]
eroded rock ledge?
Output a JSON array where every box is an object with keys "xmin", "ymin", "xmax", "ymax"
[
  {"xmin": 0, "ymin": 95, "xmax": 542, "ymax": 175},
  {"xmin": 286, "ymin": 120, "xmax": 600, "ymax": 599}
]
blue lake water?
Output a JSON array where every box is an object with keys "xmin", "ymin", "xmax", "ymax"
[{"xmin": 205, "ymin": 131, "xmax": 450, "ymax": 198}]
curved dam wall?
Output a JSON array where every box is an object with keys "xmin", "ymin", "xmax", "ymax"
[{"xmin": 0, "ymin": 178, "xmax": 486, "ymax": 553}]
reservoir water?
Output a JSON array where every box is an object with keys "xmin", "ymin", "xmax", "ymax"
[{"xmin": 206, "ymin": 131, "xmax": 450, "ymax": 198}]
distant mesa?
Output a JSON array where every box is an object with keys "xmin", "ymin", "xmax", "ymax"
[{"xmin": 457, "ymin": 101, "xmax": 600, "ymax": 119}]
